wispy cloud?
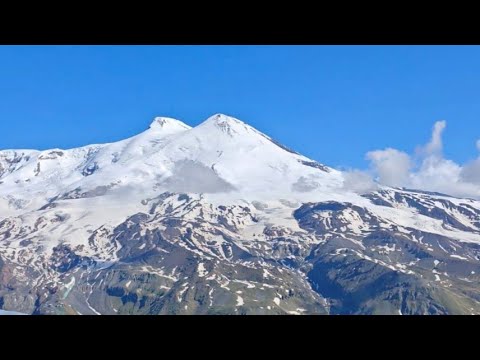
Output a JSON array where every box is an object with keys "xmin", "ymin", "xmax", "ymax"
[
  {"xmin": 342, "ymin": 121, "xmax": 480, "ymax": 198},
  {"xmin": 420, "ymin": 120, "xmax": 447, "ymax": 156}
]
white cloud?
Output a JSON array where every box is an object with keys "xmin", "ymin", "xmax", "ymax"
[
  {"xmin": 460, "ymin": 140, "xmax": 480, "ymax": 185},
  {"xmin": 342, "ymin": 170, "xmax": 378, "ymax": 194},
  {"xmin": 411, "ymin": 156, "xmax": 464, "ymax": 195},
  {"xmin": 357, "ymin": 121, "xmax": 480, "ymax": 199},
  {"xmin": 366, "ymin": 148, "xmax": 411, "ymax": 187},
  {"xmin": 421, "ymin": 120, "xmax": 447, "ymax": 156},
  {"xmin": 461, "ymin": 159, "xmax": 480, "ymax": 184}
]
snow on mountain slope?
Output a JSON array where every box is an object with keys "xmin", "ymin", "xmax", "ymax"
[
  {"xmin": 153, "ymin": 114, "xmax": 341, "ymax": 196},
  {"xmin": 1, "ymin": 113, "xmax": 480, "ymax": 315},
  {"xmin": 0, "ymin": 117, "xmax": 191, "ymax": 213},
  {"xmin": 0, "ymin": 114, "xmax": 342, "ymax": 214},
  {"xmin": 1, "ymin": 113, "xmax": 479, "ymax": 252},
  {"xmin": 0, "ymin": 114, "xmax": 341, "ymax": 265}
]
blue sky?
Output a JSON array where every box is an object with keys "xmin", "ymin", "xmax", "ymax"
[{"xmin": 1, "ymin": 45, "xmax": 480, "ymax": 169}]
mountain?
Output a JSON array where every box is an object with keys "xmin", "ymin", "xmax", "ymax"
[{"xmin": 1, "ymin": 113, "xmax": 480, "ymax": 315}]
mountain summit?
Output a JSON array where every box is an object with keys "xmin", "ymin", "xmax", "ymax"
[
  {"xmin": 149, "ymin": 116, "xmax": 191, "ymax": 131},
  {"xmin": 0, "ymin": 113, "xmax": 339, "ymax": 209},
  {"xmin": 1, "ymin": 113, "xmax": 480, "ymax": 315}
]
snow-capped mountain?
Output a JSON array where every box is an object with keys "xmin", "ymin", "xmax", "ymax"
[{"xmin": 1, "ymin": 114, "xmax": 480, "ymax": 315}]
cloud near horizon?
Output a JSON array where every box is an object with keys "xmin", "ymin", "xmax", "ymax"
[{"xmin": 342, "ymin": 120, "xmax": 480, "ymax": 198}]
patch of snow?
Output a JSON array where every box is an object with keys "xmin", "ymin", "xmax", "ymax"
[
  {"xmin": 197, "ymin": 263, "xmax": 207, "ymax": 277},
  {"xmin": 450, "ymin": 254, "xmax": 468, "ymax": 260},
  {"xmin": 288, "ymin": 311, "xmax": 301, "ymax": 315},
  {"xmin": 232, "ymin": 279, "xmax": 256, "ymax": 289},
  {"xmin": 263, "ymin": 269, "xmax": 273, "ymax": 279},
  {"xmin": 61, "ymin": 276, "xmax": 76, "ymax": 300}
]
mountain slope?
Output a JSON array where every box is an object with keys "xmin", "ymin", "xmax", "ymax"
[{"xmin": 1, "ymin": 114, "xmax": 480, "ymax": 315}]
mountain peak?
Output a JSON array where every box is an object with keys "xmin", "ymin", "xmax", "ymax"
[
  {"xmin": 204, "ymin": 113, "xmax": 249, "ymax": 127},
  {"xmin": 149, "ymin": 117, "xmax": 191, "ymax": 131},
  {"xmin": 205, "ymin": 113, "xmax": 245, "ymax": 125},
  {"xmin": 197, "ymin": 113, "xmax": 259, "ymax": 138}
]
